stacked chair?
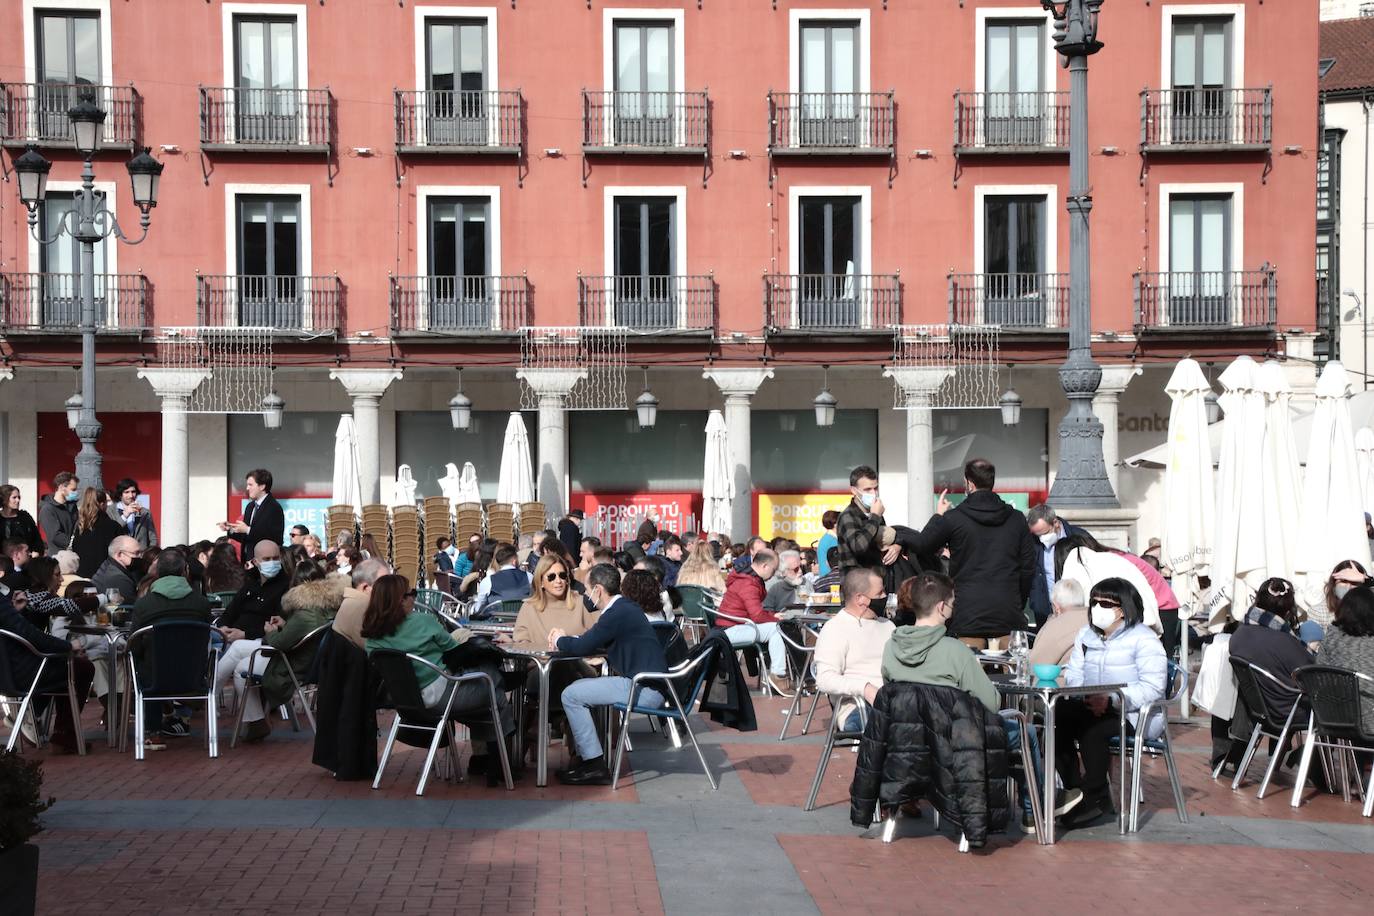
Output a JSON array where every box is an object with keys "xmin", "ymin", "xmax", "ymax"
[
  {"xmin": 423, "ymin": 497, "xmax": 453, "ymax": 550},
  {"xmin": 455, "ymin": 502, "xmax": 484, "ymax": 545},
  {"xmin": 391, "ymin": 506, "xmax": 422, "ymax": 585},
  {"xmin": 360, "ymin": 505, "xmax": 391, "ymax": 561},
  {"xmin": 486, "ymin": 503, "xmax": 516, "ymax": 543},
  {"xmin": 326, "ymin": 505, "xmax": 356, "ymax": 549},
  {"xmin": 518, "ymin": 502, "xmax": 547, "ymax": 537}
]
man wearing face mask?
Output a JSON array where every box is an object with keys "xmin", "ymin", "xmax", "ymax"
[
  {"xmin": 835, "ymin": 465, "xmax": 907, "ymax": 575},
  {"xmin": 213, "ymin": 540, "xmax": 293, "ymax": 740},
  {"xmin": 92, "ymin": 535, "xmax": 143, "ymax": 603},
  {"xmin": 1026, "ymin": 504, "xmax": 1088, "ymax": 628}
]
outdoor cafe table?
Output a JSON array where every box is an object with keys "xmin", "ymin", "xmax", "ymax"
[
  {"xmin": 67, "ymin": 622, "xmax": 132, "ymax": 751},
  {"xmin": 994, "ymin": 679, "xmax": 1129, "ymax": 846},
  {"xmin": 498, "ymin": 644, "xmax": 588, "ymax": 787}
]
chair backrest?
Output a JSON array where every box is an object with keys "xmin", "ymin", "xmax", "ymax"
[
  {"xmin": 1164, "ymin": 659, "xmax": 1189, "ymax": 704},
  {"xmin": 676, "ymin": 585, "xmax": 713, "ymax": 622},
  {"xmin": 656, "ymin": 641, "xmax": 715, "ymax": 711},
  {"xmin": 650, "ymin": 619, "xmax": 688, "ymax": 667},
  {"xmin": 0, "ymin": 628, "xmax": 46, "ymax": 696},
  {"xmin": 126, "ymin": 621, "xmax": 217, "ymax": 696},
  {"xmin": 1228, "ymin": 656, "xmax": 1299, "ymax": 731},
  {"xmin": 367, "ymin": 648, "xmax": 432, "ymax": 718},
  {"xmin": 413, "ymin": 589, "xmax": 448, "ymax": 615},
  {"xmin": 1294, "ymin": 664, "xmax": 1374, "ymax": 742}
]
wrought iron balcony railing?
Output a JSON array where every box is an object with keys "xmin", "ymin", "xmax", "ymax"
[
  {"xmin": 196, "ymin": 274, "xmax": 341, "ymax": 333},
  {"xmin": 767, "ymin": 91, "xmax": 895, "ymax": 154},
  {"xmin": 953, "ymin": 91, "xmax": 1069, "ymax": 152},
  {"xmin": 389, "ymin": 275, "xmax": 531, "ymax": 333},
  {"xmin": 0, "ymin": 83, "xmax": 140, "ymax": 148},
  {"xmin": 1140, "ymin": 88, "xmax": 1271, "ymax": 151},
  {"xmin": 581, "ymin": 91, "xmax": 709, "ymax": 153},
  {"xmin": 394, "ymin": 89, "xmax": 523, "ymax": 153},
  {"xmin": 1133, "ymin": 268, "xmax": 1278, "ymax": 330},
  {"xmin": 763, "ymin": 273, "xmax": 900, "ymax": 331},
  {"xmin": 578, "ymin": 274, "xmax": 714, "ymax": 332},
  {"xmin": 948, "ymin": 272, "xmax": 1069, "ymax": 329},
  {"xmin": 0, "ymin": 272, "xmax": 148, "ymax": 332},
  {"xmin": 199, "ymin": 87, "xmax": 333, "ymax": 151}
]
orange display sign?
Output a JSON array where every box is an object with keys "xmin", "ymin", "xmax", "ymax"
[{"xmin": 753, "ymin": 492, "xmax": 850, "ymax": 548}]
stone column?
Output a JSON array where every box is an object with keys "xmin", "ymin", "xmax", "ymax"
[
  {"xmin": 1091, "ymin": 365, "xmax": 1143, "ymax": 494},
  {"xmin": 703, "ymin": 368, "xmax": 774, "ymax": 540},
  {"xmin": 138, "ymin": 368, "xmax": 211, "ymax": 546},
  {"xmin": 330, "ymin": 369, "xmax": 404, "ymax": 505},
  {"xmin": 0, "ymin": 368, "xmax": 13, "ymax": 486},
  {"xmin": 515, "ymin": 369, "xmax": 587, "ymax": 518},
  {"xmin": 885, "ymin": 367, "xmax": 954, "ymax": 525}
]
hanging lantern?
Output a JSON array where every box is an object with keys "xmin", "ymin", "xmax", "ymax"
[
  {"xmin": 450, "ymin": 369, "xmax": 472, "ymax": 430},
  {"xmin": 635, "ymin": 367, "xmax": 659, "ymax": 429},
  {"xmin": 813, "ymin": 365, "xmax": 837, "ymax": 427},
  {"xmin": 1000, "ymin": 365, "xmax": 1022, "ymax": 426},
  {"xmin": 261, "ymin": 389, "xmax": 285, "ymax": 430}
]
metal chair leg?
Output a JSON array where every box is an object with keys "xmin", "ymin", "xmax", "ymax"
[
  {"xmin": 1259, "ymin": 714, "xmax": 1300, "ymax": 800},
  {"xmin": 778, "ymin": 683, "xmax": 805, "ymax": 741},
  {"xmin": 1231, "ymin": 725, "xmax": 1263, "ymax": 790},
  {"xmin": 133, "ymin": 688, "xmax": 145, "ymax": 761},
  {"xmin": 416, "ymin": 719, "xmax": 448, "ymax": 797},
  {"xmin": 610, "ymin": 706, "xmax": 633, "ymax": 791},
  {"xmin": 1162, "ymin": 728, "xmax": 1188, "ymax": 823},
  {"xmin": 1364, "ymin": 759, "xmax": 1374, "ymax": 818},
  {"xmin": 804, "ymin": 722, "xmax": 838, "ymax": 812},
  {"xmin": 4, "ymin": 690, "xmax": 36, "ymax": 753},
  {"xmin": 667, "ymin": 685, "xmax": 717, "ymax": 791},
  {"xmin": 880, "ymin": 812, "xmax": 898, "ymax": 843},
  {"xmin": 229, "ymin": 680, "xmax": 252, "ymax": 748},
  {"xmin": 801, "ymin": 689, "xmax": 823, "ymax": 735},
  {"xmin": 1130, "ymin": 731, "xmax": 1145, "ymax": 833},
  {"xmin": 487, "ymin": 681, "xmax": 513, "ymax": 791},
  {"xmin": 372, "ymin": 714, "xmax": 401, "ymax": 790},
  {"xmin": 1290, "ymin": 721, "xmax": 1318, "ymax": 808}
]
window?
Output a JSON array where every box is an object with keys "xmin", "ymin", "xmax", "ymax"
[
  {"xmin": 233, "ymin": 15, "xmax": 299, "ymax": 144},
  {"xmin": 798, "ymin": 196, "xmax": 860, "ymax": 326},
  {"xmin": 983, "ymin": 195, "xmax": 1046, "ymax": 326},
  {"xmin": 751, "ymin": 410, "xmax": 878, "ymax": 491},
  {"xmin": 798, "ymin": 21, "xmax": 859, "ymax": 145},
  {"xmin": 38, "ymin": 190, "xmax": 106, "ymax": 324},
  {"xmin": 570, "ymin": 411, "xmax": 705, "ymax": 493},
  {"xmin": 427, "ymin": 196, "xmax": 491, "ymax": 329},
  {"xmin": 613, "ymin": 20, "xmax": 674, "ymax": 145},
  {"xmin": 397, "ymin": 411, "xmax": 539, "ymax": 503},
  {"xmin": 984, "ymin": 20, "xmax": 1044, "ymax": 145},
  {"xmin": 1168, "ymin": 195, "xmax": 1231, "ymax": 325},
  {"xmin": 35, "ymin": 10, "xmax": 101, "ymax": 138},
  {"xmin": 425, "ymin": 18, "xmax": 488, "ymax": 145},
  {"xmin": 236, "ymin": 194, "xmax": 300, "ymax": 328},
  {"xmin": 1170, "ymin": 17, "xmax": 1232, "ymax": 142},
  {"xmin": 613, "ymin": 196, "xmax": 676, "ymax": 328}
]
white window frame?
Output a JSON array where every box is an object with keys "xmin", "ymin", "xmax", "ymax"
[
  {"xmin": 25, "ymin": 178, "xmax": 119, "ymax": 327},
  {"xmin": 973, "ymin": 6, "xmax": 1056, "ymax": 95},
  {"xmin": 412, "ymin": 5, "xmax": 500, "ymax": 146},
  {"xmin": 416, "ymin": 184, "xmax": 503, "ymax": 331},
  {"xmin": 21, "ymin": 0, "xmax": 116, "ymax": 143},
  {"xmin": 603, "ymin": 185, "xmax": 688, "ymax": 329},
  {"xmin": 972, "ymin": 184, "xmax": 1060, "ymax": 328},
  {"xmin": 220, "ymin": 3, "xmax": 310, "ymax": 145},
  {"xmin": 601, "ymin": 8, "xmax": 686, "ymax": 147},
  {"xmin": 1157, "ymin": 181, "xmax": 1245, "ymax": 327},
  {"xmin": 223, "ymin": 182, "xmax": 314, "ymax": 329},
  {"xmin": 788, "ymin": 9, "xmax": 871, "ymax": 150},
  {"xmin": 1160, "ymin": 5, "xmax": 1246, "ymax": 145},
  {"xmin": 788, "ymin": 184, "xmax": 873, "ymax": 329}
]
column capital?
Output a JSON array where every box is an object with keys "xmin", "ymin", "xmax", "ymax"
[
  {"xmin": 137, "ymin": 368, "xmax": 211, "ymax": 400},
  {"xmin": 516, "ymin": 368, "xmax": 588, "ymax": 398},
  {"xmin": 1095, "ymin": 364, "xmax": 1143, "ymax": 398},
  {"xmin": 330, "ymin": 368, "xmax": 403, "ymax": 399},
  {"xmin": 884, "ymin": 366, "xmax": 955, "ymax": 403},
  {"xmin": 703, "ymin": 367, "xmax": 774, "ymax": 399}
]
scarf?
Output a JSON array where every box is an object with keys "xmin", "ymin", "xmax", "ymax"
[{"xmin": 1244, "ymin": 605, "xmax": 1293, "ymax": 635}]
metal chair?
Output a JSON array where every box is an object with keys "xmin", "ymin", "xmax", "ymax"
[
  {"xmin": 702, "ymin": 604, "xmax": 776, "ymax": 696},
  {"xmin": 1110, "ymin": 660, "xmax": 1189, "ymax": 831},
  {"xmin": 778, "ymin": 625, "xmax": 820, "ymax": 741},
  {"xmin": 1291, "ymin": 665, "xmax": 1374, "ymax": 816},
  {"xmin": 230, "ymin": 623, "xmax": 332, "ymax": 747},
  {"xmin": 125, "ymin": 621, "xmax": 220, "ymax": 761},
  {"xmin": 0, "ymin": 629, "xmax": 85, "ymax": 755},
  {"xmin": 369, "ymin": 649, "xmax": 512, "ymax": 796},
  {"xmin": 675, "ymin": 585, "xmax": 720, "ymax": 644},
  {"xmin": 608, "ymin": 646, "xmax": 718, "ymax": 791},
  {"xmin": 804, "ymin": 694, "xmax": 866, "ymax": 811},
  {"xmin": 1227, "ymin": 657, "xmax": 1311, "ymax": 799},
  {"xmin": 413, "ymin": 589, "xmax": 451, "ymax": 616}
]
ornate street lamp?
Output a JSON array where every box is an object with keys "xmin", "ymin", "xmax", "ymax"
[
  {"xmin": 813, "ymin": 365, "xmax": 837, "ymax": 427},
  {"xmin": 66, "ymin": 99, "xmax": 106, "ymax": 157},
  {"xmin": 1000, "ymin": 366, "xmax": 1023, "ymax": 427},
  {"xmin": 261, "ymin": 389, "xmax": 286, "ymax": 430},
  {"xmin": 635, "ymin": 367, "xmax": 659, "ymax": 429},
  {"xmin": 13, "ymin": 146, "xmax": 51, "ymax": 208},
  {"xmin": 449, "ymin": 368, "xmax": 473, "ymax": 431}
]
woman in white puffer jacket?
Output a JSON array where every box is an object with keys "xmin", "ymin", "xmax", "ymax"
[{"xmin": 1056, "ymin": 577, "xmax": 1167, "ymax": 830}]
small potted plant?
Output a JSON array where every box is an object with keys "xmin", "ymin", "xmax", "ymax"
[{"xmin": 0, "ymin": 751, "xmax": 53, "ymax": 916}]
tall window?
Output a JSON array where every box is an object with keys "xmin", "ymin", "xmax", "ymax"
[
  {"xmin": 798, "ymin": 196, "xmax": 860, "ymax": 327},
  {"xmin": 613, "ymin": 196, "xmax": 675, "ymax": 328},
  {"xmin": 1168, "ymin": 195, "xmax": 1231, "ymax": 325},
  {"xmin": 39, "ymin": 191, "xmax": 106, "ymax": 324},
  {"xmin": 426, "ymin": 19, "xmax": 487, "ymax": 144},
  {"xmin": 798, "ymin": 21, "xmax": 859, "ymax": 146},
  {"xmin": 35, "ymin": 11, "xmax": 101, "ymax": 138},
  {"xmin": 236, "ymin": 195, "xmax": 300, "ymax": 328},
  {"xmin": 613, "ymin": 21, "xmax": 674, "ymax": 146},
  {"xmin": 1317, "ymin": 127, "xmax": 1343, "ymax": 359},
  {"xmin": 984, "ymin": 20, "xmax": 1044, "ymax": 145},
  {"xmin": 1171, "ymin": 17, "xmax": 1232, "ymax": 142},
  {"xmin": 427, "ymin": 196, "xmax": 492, "ymax": 329},
  {"xmin": 983, "ymin": 195, "xmax": 1046, "ymax": 326},
  {"xmin": 234, "ymin": 16, "xmax": 299, "ymax": 144}
]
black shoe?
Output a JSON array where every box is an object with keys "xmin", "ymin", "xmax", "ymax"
[
  {"xmin": 1058, "ymin": 792, "xmax": 1113, "ymax": 830},
  {"xmin": 161, "ymin": 717, "xmax": 191, "ymax": 738},
  {"xmin": 468, "ymin": 754, "xmax": 489, "ymax": 775},
  {"xmin": 556, "ymin": 756, "xmax": 612, "ymax": 786}
]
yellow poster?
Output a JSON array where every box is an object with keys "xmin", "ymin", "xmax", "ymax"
[{"xmin": 755, "ymin": 493, "xmax": 850, "ymax": 548}]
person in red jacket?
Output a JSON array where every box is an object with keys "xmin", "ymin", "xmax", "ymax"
[{"xmin": 716, "ymin": 548, "xmax": 792, "ymax": 693}]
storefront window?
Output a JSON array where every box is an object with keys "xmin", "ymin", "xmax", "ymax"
[
  {"xmin": 396, "ymin": 410, "xmax": 538, "ymax": 502},
  {"xmin": 227, "ymin": 412, "xmax": 335, "ymax": 498},
  {"xmin": 751, "ymin": 409, "xmax": 878, "ymax": 490},
  {"xmin": 930, "ymin": 408, "xmax": 1050, "ymax": 505},
  {"xmin": 570, "ymin": 410, "xmax": 708, "ymax": 493}
]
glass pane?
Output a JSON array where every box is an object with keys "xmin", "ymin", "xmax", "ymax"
[
  {"xmin": 801, "ymin": 27, "xmax": 826, "ymax": 94},
  {"xmin": 429, "ymin": 24, "xmax": 454, "ymax": 89},
  {"xmin": 831, "ymin": 27, "xmax": 856, "ymax": 93},
  {"xmin": 1169, "ymin": 201, "xmax": 1195, "ymax": 273},
  {"xmin": 73, "ymin": 17, "xmax": 100, "ymax": 85},
  {"xmin": 238, "ymin": 21, "xmax": 265, "ymax": 88},
  {"xmin": 230, "ymin": 412, "xmax": 337, "ymax": 501},
  {"xmin": 800, "ymin": 200, "xmax": 826, "ymax": 274},
  {"xmin": 646, "ymin": 26, "xmax": 671, "ymax": 91},
  {"xmin": 570, "ymin": 411, "xmax": 706, "ymax": 492},
  {"xmin": 1014, "ymin": 25, "xmax": 1039, "ymax": 93},
  {"xmin": 1172, "ymin": 28, "xmax": 1195, "ymax": 87},
  {"xmin": 1015, "ymin": 200, "xmax": 1041, "ymax": 273},
  {"xmin": 832, "ymin": 199, "xmax": 857, "ymax": 273},
  {"xmin": 40, "ymin": 16, "xmax": 69, "ymax": 82},
  {"xmin": 43, "ymin": 198, "xmax": 75, "ymax": 273},
  {"xmin": 987, "ymin": 26, "xmax": 1010, "ymax": 94},
  {"xmin": 461, "ymin": 205, "xmax": 488, "ymax": 276},
  {"xmin": 459, "ymin": 24, "xmax": 484, "ymax": 80},
  {"xmin": 1201, "ymin": 25, "xmax": 1226, "ymax": 87},
  {"xmin": 1198, "ymin": 199, "xmax": 1226, "ymax": 272},
  {"xmin": 241, "ymin": 225, "xmax": 269, "ymax": 277},
  {"xmin": 752, "ymin": 410, "xmax": 879, "ymax": 490},
  {"xmin": 985, "ymin": 199, "xmax": 1009, "ymax": 273},
  {"xmin": 616, "ymin": 27, "xmax": 642, "ymax": 92},
  {"xmin": 270, "ymin": 21, "xmax": 296, "ymax": 90},
  {"xmin": 397, "ymin": 411, "xmax": 539, "ymax": 502},
  {"xmin": 615, "ymin": 200, "xmax": 643, "ymax": 276},
  {"xmin": 429, "ymin": 201, "xmax": 457, "ymax": 276},
  {"xmin": 645, "ymin": 199, "xmax": 673, "ymax": 275}
]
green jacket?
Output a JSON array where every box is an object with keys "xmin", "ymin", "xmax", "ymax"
[
  {"xmin": 261, "ymin": 577, "xmax": 344, "ymax": 708},
  {"xmin": 881, "ymin": 623, "xmax": 1000, "ymax": 714},
  {"xmin": 129, "ymin": 577, "xmax": 213, "ymax": 668}
]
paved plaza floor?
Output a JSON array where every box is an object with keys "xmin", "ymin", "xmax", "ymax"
[{"xmin": 28, "ymin": 695, "xmax": 1374, "ymax": 915}]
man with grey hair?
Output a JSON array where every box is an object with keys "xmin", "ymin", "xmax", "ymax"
[
  {"xmin": 92, "ymin": 534, "xmax": 142, "ymax": 603},
  {"xmin": 333, "ymin": 557, "xmax": 392, "ymax": 650},
  {"xmin": 764, "ymin": 545, "xmax": 806, "ymax": 613},
  {"xmin": 1025, "ymin": 503, "xmax": 1089, "ymax": 628},
  {"xmin": 1029, "ymin": 578, "xmax": 1090, "ymax": 670}
]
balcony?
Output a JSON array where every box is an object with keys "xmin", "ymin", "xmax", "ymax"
[
  {"xmin": 953, "ymin": 91, "xmax": 1068, "ymax": 153},
  {"xmin": 578, "ymin": 275, "xmax": 714, "ymax": 333},
  {"xmin": 389, "ymin": 275, "xmax": 531, "ymax": 336},
  {"xmin": 394, "ymin": 90, "xmax": 523, "ymax": 154},
  {"xmin": 1133, "ymin": 268, "xmax": 1277, "ymax": 331},
  {"xmin": 0, "ymin": 83, "xmax": 140, "ymax": 149},
  {"xmin": 199, "ymin": 87, "xmax": 332, "ymax": 152},
  {"xmin": 948, "ymin": 273, "xmax": 1068, "ymax": 330},
  {"xmin": 0, "ymin": 272, "xmax": 147, "ymax": 333},
  {"xmin": 1140, "ymin": 88, "xmax": 1271, "ymax": 152},
  {"xmin": 767, "ymin": 91, "xmax": 894, "ymax": 156},
  {"xmin": 763, "ymin": 273, "xmax": 900, "ymax": 333},
  {"xmin": 196, "ymin": 274, "xmax": 341, "ymax": 334},
  {"xmin": 581, "ymin": 91, "xmax": 709, "ymax": 154}
]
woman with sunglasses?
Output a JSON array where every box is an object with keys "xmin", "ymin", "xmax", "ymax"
[
  {"xmin": 1055, "ymin": 577, "xmax": 1167, "ymax": 830},
  {"xmin": 513, "ymin": 555, "xmax": 598, "ymax": 757}
]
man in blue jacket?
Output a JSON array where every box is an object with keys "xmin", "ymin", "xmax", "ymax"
[
  {"xmin": 547, "ymin": 563, "xmax": 667, "ymax": 786},
  {"xmin": 1025, "ymin": 503, "xmax": 1089, "ymax": 628}
]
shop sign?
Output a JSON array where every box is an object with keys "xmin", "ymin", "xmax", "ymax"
[
  {"xmin": 570, "ymin": 492, "xmax": 701, "ymax": 549},
  {"xmin": 231, "ymin": 495, "xmax": 332, "ymax": 543},
  {"xmin": 754, "ymin": 493, "xmax": 850, "ymax": 547}
]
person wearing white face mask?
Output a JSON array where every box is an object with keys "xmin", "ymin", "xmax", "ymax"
[
  {"xmin": 1055, "ymin": 578, "xmax": 1167, "ymax": 829},
  {"xmin": 835, "ymin": 465, "xmax": 904, "ymax": 577},
  {"xmin": 213, "ymin": 540, "xmax": 293, "ymax": 740},
  {"xmin": 1026, "ymin": 503, "xmax": 1089, "ymax": 628}
]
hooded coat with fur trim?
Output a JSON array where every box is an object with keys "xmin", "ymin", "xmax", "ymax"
[{"xmin": 261, "ymin": 576, "xmax": 345, "ymax": 707}]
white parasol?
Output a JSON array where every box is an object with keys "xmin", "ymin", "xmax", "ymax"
[
  {"xmin": 332, "ymin": 415, "xmax": 362, "ymax": 518},
  {"xmin": 457, "ymin": 461, "xmax": 482, "ymax": 504},
  {"xmin": 1208, "ymin": 356, "xmax": 1267, "ymax": 625},
  {"xmin": 496, "ymin": 413, "xmax": 535, "ymax": 506},
  {"xmin": 702, "ymin": 409, "xmax": 733, "ymax": 536}
]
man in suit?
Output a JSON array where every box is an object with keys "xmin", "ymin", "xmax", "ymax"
[
  {"xmin": 1025, "ymin": 503, "xmax": 1089, "ymax": 628},
  {"xmin": 475, "ymin": 543, "xmax": 532, "ymax": 610},
  {"xmin": 221, "ymin": 468, "xmax": 285, "ymax": 559}
]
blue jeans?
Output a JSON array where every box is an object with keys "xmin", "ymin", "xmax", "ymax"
[
  {"xmin": 561, "ymin": 676, "xmax": 664, "ymax": 761},
  {"xmin": 725, "ymin": 622, "xmax": 788, "ymax": 676},
  {"xmin": 1001, "ymin": 711, "xmax": 1043, "ymax": 817}
]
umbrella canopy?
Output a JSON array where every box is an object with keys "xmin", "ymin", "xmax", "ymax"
[
  {"xmin": 457, "ymin": 461, "xmax": 482, "ymax": 504},
  {"xmin": 1257, "ymin": 360, "xmax": 1303, "ymax": 585},
  {"xmin": 1355, "ymin": 427, "xmax": 1374, "ymax": 517},
  {"xmin": 1296, "ymin": 362, "xmax": 1372, "ymax": 623},
  {"xmin": 702, "ymin": 410, "xmax": 733, "ymax": 536},
  {"xmin": 1208, "ymin": 356, "xmax": 1268, "ymax": 625},
  {"xmin": 391, "ymin": 463, "xmax": 418, "ymax": 508},
  {"xmin": 332, "ymin": 415, "xmax": 363, "ymax": 517},
  {"xmin": 496, "ymin": 413, "xmax": 535, "ymax": 505},
  {"xmin": 1160, "ymin": 359, "xmax": 1214, "ymax": 616},
  {"xmin": 438, "ymin": 462, "xmax": 462, "ymax": 508}
]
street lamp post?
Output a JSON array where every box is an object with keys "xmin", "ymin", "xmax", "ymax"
[
  {"xmin": 1042, "ymin": 0, "xmax": 1117, "ymax": 508},
  {"xmin": 13, "ymin": 105, "xmax": 164, "ymax": 494}
]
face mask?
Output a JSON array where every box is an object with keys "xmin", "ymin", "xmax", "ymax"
[
  {"xmin": 1090, "ymin": 603, "xmax": 1118, "ymax": 631},
  {"xmin": 1039, "ymin": 531, "xmax": 1060, "ymax": 547},
  {"xmin": 1335, "ymin": 584, "xmax": 1353, "ymax": 601},
  {"xmin": 445, "ymin": 545, "xmax": 458, "ymax": 556},
  {"xmin": 859, "ymin": 491, "xmax": 876, "ymax": 510},
  {"xmin": 258, "ymin": 560, "xmax": 283, "ymax": 579}
]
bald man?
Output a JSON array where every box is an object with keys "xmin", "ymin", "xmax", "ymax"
[{"xmin": 92, "ymin": 534, "xmax": 143, "ymax": 603}]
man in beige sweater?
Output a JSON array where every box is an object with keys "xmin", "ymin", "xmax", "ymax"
[
  {"xmin": 332, "ymin": 558, "xmax": 391, "ymax": 649},
  {"xmin": 813, "ymin": 568, "xmax": 895, "ymax": 733},
  {"xmin": 1028, "ymin": 578, "xmax": 1090, "ymax": 672}
]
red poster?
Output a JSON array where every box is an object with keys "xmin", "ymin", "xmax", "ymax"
[{"xmin": 570, "ymin": 491, "xmax": 701, "ymax": 550}]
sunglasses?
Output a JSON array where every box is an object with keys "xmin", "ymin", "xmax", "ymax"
[
  {"xmin": 1092, "ymin": 598, "xmax": 1122, "ymax": 609},
  {"xmin": 545, "ymin": 571, "xmax": 569, "ymax": 582}
]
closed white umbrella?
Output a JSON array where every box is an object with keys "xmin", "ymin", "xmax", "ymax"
[
  {"xmin": 457, "ymin": 461, "xmax": 482, "ymax": 504},
  {"xmin": 1257, "ymin": 360, "xmax": 1303, "ymax": 583},
  {"xmin": 1209, "ymin": 356, "xmax": 1267, "ymax": 626},
  {"xmin": 702, "ymin": 409, "xmax": 733, "ymax": 536},
  {"xmin": 1355, "ymin": 427, "xmax": 1374, "ymax": 516},
  {"xmin": 391, "ymin": 463, "xmax": 418, "ymax": 508},
  {"xmin": 496, "ymin": 412, "xmax": 534, "ymax": 506},
  {"xmin": 332, "ymin": 415, "xmax": 363, "ymax": 518},
  {"xmin": 1296, "ymin": 362, "xmax": 1372, "ymax": 624}
]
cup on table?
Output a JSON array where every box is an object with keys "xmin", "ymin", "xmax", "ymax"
[
  {"xmin": 95, "ymin": 606, "xmax": 111, "ymax": 626},
  {"xmin": 829, "ymin": 584, "xmax": 840, "ymax": 601}
]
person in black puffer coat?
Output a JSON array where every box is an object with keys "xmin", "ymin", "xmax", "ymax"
[{"xmin": 849, "ymin": 681, "xmax": 1010, "ymax": 847}]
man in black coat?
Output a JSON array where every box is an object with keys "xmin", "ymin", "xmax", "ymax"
[
  {"xmin": 557, "ymin": 509, "xmax": 584, "ymax": 560},
  {"xmin": 0, "ymin": 593, "xmax": 94, "ymax": 753},
  {"xmin": 1025, "ymin": 503, "xmax": 1090, "ymax": 628},
  {"xmin": 908, "ymin": 459, "xmax": 1037, "ymax": 648},
  {"xmin": 92, "ymin": 535, "xmax": 143, "ymax": 603},
  {"xmin": 222, "ymin": 468, "xmax": 285, "ymax": 559}
]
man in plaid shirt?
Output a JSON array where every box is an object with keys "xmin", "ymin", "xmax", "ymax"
[{"xmin": 835, "ymin": 465, "xmax": 902, "ymax": 574}]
